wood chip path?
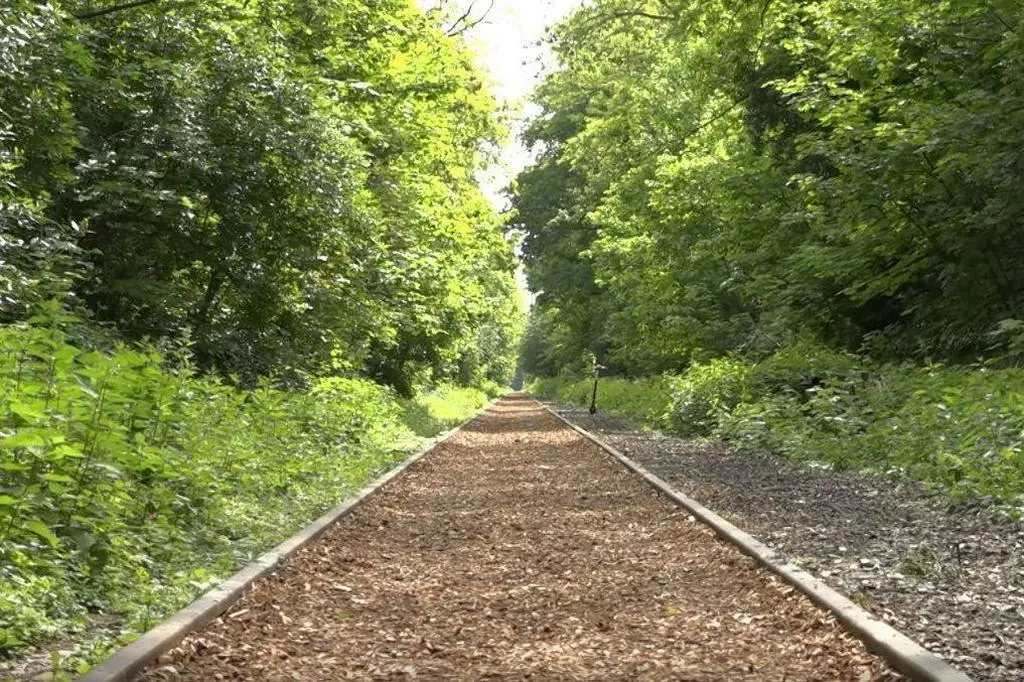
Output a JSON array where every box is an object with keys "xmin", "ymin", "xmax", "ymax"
[{"xmin": 139, "ymin": 397, "xmax": 901, "ymax": 681}]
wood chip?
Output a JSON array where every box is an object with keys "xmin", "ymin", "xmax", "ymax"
[{"xmin": 138, "ymin": 397, "xmax": 902, "ymax": 681}]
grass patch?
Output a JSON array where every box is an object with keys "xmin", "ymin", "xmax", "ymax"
[{"xmin": 400, "ymin": 383, "xmax": 495, "ymax": 437}]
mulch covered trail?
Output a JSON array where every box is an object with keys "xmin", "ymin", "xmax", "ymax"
[{"xmin": 140, "ymin": 397, "xmax": 900, "ymax": 681}]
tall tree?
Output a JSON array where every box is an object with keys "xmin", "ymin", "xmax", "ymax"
[
  {"xmin": 515, "ymin": 0, "xmax": 1024, "ymax": 375},
  {"xmin": 2, "ymin": 0, "xmax": 523, "ymax": 389}
]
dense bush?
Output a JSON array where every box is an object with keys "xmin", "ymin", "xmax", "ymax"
[
  {"xmin": 399, "ymin": 382, "xmax": 497, "ymax": 438},
  {"xmin": 665, "ymin": 360, "xmax": 751, "ymax": 437},
  {"xmin": 726, "ymin": 359, "xmax": 1024, "ymax": 506},
  {"xmin": 0, "ymin": 309, "xmax": 491, "ymax": 670},
  {"xmin": 529, "ymin": 348, "xmax": 1024, "ymax": 509}
]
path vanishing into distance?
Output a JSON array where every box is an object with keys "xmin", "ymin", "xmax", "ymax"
[{"xmin": 131, "ymin": 396, "xmax": 908, "ymax": 681}]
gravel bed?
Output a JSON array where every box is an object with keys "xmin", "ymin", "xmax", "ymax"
[
  {"xmin": 137, "ymin": 397, "xmax": 898, "ymax": 680},
  {"xmin": 547, "ymin": 401, "xmax": 1024, "ymax": 682}
]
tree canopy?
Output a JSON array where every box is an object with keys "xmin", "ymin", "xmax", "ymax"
[
  {"xmin": 514, "ymin": 0, "xmax": 1024, "ymax": 376},
  {"xmin": 2, "ymin": 0, "xmax": 523, "ymax": 392}
]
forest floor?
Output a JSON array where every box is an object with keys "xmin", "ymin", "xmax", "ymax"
[
  {"xmin": 137, "ymin": 397, "xmax": 897, "ymax": 681},
  {"xmin": 546, "ymin": 402, "xmax": 1024, "ymax": 682}
]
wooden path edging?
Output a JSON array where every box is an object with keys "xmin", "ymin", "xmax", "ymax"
[
  {"xmin": 542, "ymin": 403, "xmax": 974, "ymax": 682},
  {"xmin": 78, "ymin": 401, "xmax": 497, "ymax": 682}
]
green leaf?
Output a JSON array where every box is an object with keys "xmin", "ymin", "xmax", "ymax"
[
  {"xmin": 10, "ymin": 401, "xmax": 45, "ymax": 422},
  {"xmin": 1, "ymin": 430, "xmax": 51, "ymax": 450},
  {"xmin": 25, "ymin": 519, "xmax": 60, "ymax": 547}
]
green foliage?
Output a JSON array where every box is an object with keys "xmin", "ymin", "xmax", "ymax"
[
  {"xmin": 516, "ymin": 0, "xmax": 1024, "ymax": 511},
  {"xmin": 513, "ymin": 0, "xmax": 1024, "ymax": 373},
  {"xmin": 0, "ymin": 2, "xmax": 88, "ymax": 318},
  {"xmin": 725, "ymin": 362, "xmax": 1024, "ymax": 506},
  {"xmin": 665, "ymin": 360, "xmax": 751, "ymax": 437},
  {"xmin": 399, "ymin": 383, "xmax": 493, "ymax": 438},
  {"xmin": 0, "ymin": 310, "xmax": 489, "ymax": 666},
  {"xmin": 1, "ymin": 0, "xmax": 523, "ymax": 391}
]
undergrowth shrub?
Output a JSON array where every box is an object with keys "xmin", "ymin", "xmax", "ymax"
[
  {"xmin": 529, "ymin": 346, "xmax": 1024, "ymax": 509},
  {"xmin": 665, "ymin": 359, "xmax": 750, "ymax": 436},
  {"xmin": 717, "ymin": 352, "xmax": 1024, "ymax": 506},
  {"xmin": 0, "ymin": 306, "xmax": 492, "ymax": 669}
]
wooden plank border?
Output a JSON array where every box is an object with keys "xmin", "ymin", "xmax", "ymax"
[
  {"xmin": 541, "ymin": 402, "xmax": 973, "ymax": 682},
  {"xmin": 78, "ymin": 400, "xmax": 497, "ymax": 682}
]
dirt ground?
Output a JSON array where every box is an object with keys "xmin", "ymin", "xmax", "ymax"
[{"xmin": 139, "ymin": 397, "xmax": 901, "ymax": 681}]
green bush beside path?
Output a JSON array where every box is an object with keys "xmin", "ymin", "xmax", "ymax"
[
  {"xmin": 531, "ymin": 346, "xmax": 1024, "ymax": 511},
  {"xmin": 0, "ymin": 311, "xmax": 496, "ymax": 672}
]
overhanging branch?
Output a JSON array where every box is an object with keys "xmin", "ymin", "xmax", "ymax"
[
  {"xmin": 445, "ymin": 0, "xmax": 495, "ymax": 37},
  {"xmin": 75, "ymin": 0, "xmax": 168, "ymax": 20}
]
